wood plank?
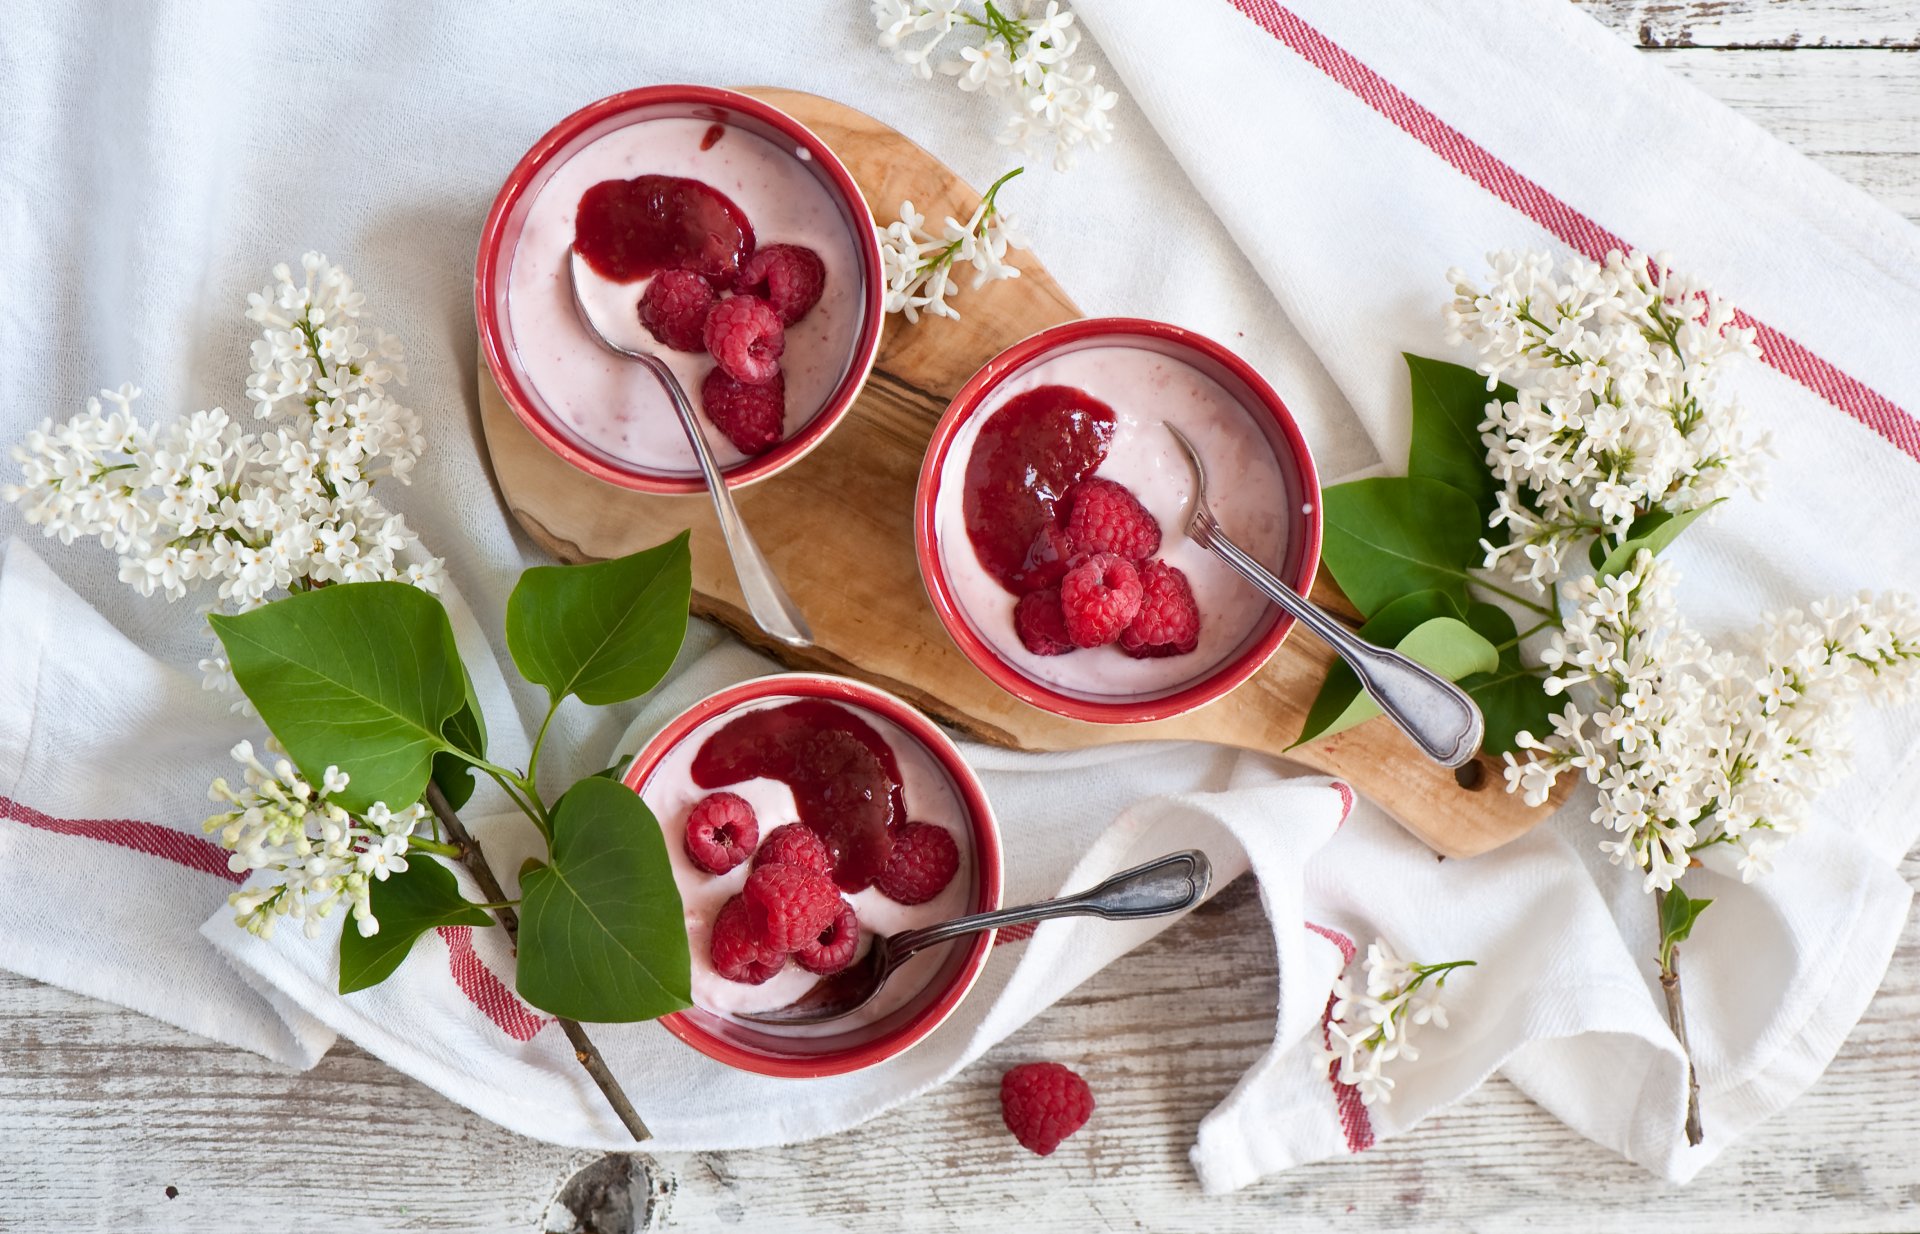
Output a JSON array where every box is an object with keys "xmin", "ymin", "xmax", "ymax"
[
  {"xmin": 1571, "ymin": 0, "xmax": 1920, "ymax": 49},
  {"xmin": 7, "ymin": 858, "xmax": 1920, "ymax": 1231}
]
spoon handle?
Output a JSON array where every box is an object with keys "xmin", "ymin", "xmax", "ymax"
[
  {"xmin": 638, "ymin": 355, "xmax": 813, "ymax": 649},
  {"xmin": 1190, "ymin": 513, "xmax": 1484, "ymax": 768},
  {"xmin": 884, "ymin": 850, "xmax": 1213, "ymax": 962}
]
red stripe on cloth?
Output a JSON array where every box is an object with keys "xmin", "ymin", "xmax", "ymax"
[
  {"xmin": 994, "ymin": 921, "xmax": 1038, "ymax": 946},
  {"xmin": 0, "ymin": 792, "xmax": 243, "ymax": 883},
  {"xmin": 1332, "ymin": 781, "xmax": 1354, "ymax": 825},
  {"xmin": 439, "ymin": 925, "xmax": 550, "ymax": 1042},
  {"xmin": 1225, "ymin": 0, "xmax": 1920, "ymax": 463},
  {"xmin": 1304, "ymin": 920, "xmax": 1375, "ymax": 1152}
]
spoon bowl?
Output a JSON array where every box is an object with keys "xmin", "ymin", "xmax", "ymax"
[
  {"xmin": 565, "ymin": 250, "xmax": 813, "ymax": 649},
  {"xmin": 739, "ymin": 849, "xmax": 1213, "ymax": 1027},
  {"xmin": 1163, "ymin": 422, "xmax": 1484, "ymax": 767}
]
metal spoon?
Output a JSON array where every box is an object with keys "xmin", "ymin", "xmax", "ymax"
[
  {"xmin": 566, "ymin": 249, "xmax": 812, "ymax": 648},
  {"xmin": 738, "ymin": 849, "xmax": 1213, "ymax": 1027},
  {"xmin": 1163, "ymin": 422, "xmax": 1484, "ymax": 768}
]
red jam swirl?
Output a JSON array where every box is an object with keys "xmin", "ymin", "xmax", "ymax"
[
  {"xmin": 690, "ymin": 700, "xmax": 904, "ymax": 892},
  {"xmin": 961, "ymin": 384, "xmax": 1116, "ymax": 594},
  {"xmin": 572, "ymin": 174, "xmax": 755, "ymax": 288}
]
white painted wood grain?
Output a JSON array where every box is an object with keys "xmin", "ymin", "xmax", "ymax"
[{"xmin": 6, "ymin": 4, "xmax": 1920, "ymax": 1231}]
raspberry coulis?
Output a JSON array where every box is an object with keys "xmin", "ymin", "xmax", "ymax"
[
  {"xmin": 961, "ymin": 384, "xmax": 1116, "ymax": 594},
  {"xmin": 690, "ymin": 699, "xmax": 905, "ymax": 892},
  {"xmin": 573, "ymin": 174, "xmax": 755, "ymax": 287}
]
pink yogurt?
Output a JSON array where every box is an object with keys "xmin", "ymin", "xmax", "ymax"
[
  {"xmin": 639, "ymin": 697, "xmax": 973, "ymax": 1037},
  {"xmin": 505, "ymin": 116, "xmax": 863, "ymax": 475},
  {"xmin": 935, "ymin": 345, "xmax": 1295, "ymax": 698}
]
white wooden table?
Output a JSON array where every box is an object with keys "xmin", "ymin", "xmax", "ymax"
[{"xmin": 6, "ymin": 3, "xmax": 1919, "ymax": 1229}]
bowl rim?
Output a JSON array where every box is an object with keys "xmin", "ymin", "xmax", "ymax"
[
  {"xmin": 626, "ymin": 672, "xmax": 1004, "ymax": 1078},
  {"xmin": 474, "ymin": 84, "xmax": 886, "ymax": 495},
  {"xmin": 913, "ymin": 316, "xmax": 1324, "ymax": 725}
]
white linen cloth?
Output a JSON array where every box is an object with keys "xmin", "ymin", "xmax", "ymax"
[{"xmin": 2, "ymin": 0, "xmax": 1917, "ymax": 1190}]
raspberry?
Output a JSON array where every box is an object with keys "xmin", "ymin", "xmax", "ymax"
[
  {"xmin": 709, "ymin": 894, "xmax": 785, "ymax": 985},
  {"xmin": 1119, "ymin": 559, "xmax": 1201, "ymax": 658},
  {"xmin": 701, "ymin": 368, "xmax": 786, "ymax": 455},
  {"xmin": 637, "ymin": 269, "xmax": 717, "ymax": 352},
  {"xmin": 752, "ymin": 822, "xmax": 833, "ymax": 876},
  {"xmin": 874, "ymin": 821, "xmax": 960, "ymax": 905},
  {"xmin": 794, "ymin": 900, "xmax": 860, "ymax": 975},
  {"xmin": 1000, "ymin": 1062, "xmax": 1094, "ymax": 1156},
  {"xmin": 736, "ymin": 244, "xmax": 826, "ymax": 326},
  {"xmin": 702, "ymin": 294, "xmax": 785, "ymax": 384},
  {"xmin": 1058, "ymin": 552, "xmax": 1142, "ymax": 648},
  {"xmin": 683, "ymin": 792, "xmax": 759, "ymax": 875},
  {"xmin": 1065, "ymin": 478, "xmax": 1160, "ymax": 561},
  {"xmin": 1014, "ymin": 589, "xmax": 1074, "ymax": 657},
  {"xmin": 1018, "ymin": 522, "xmax": 1076, "ymax": 593},
  {"xmin": 742, "ymin": 861, "xmax": 844, "ymax": 954}
]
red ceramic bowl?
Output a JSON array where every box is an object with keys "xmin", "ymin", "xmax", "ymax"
[
  {"xmin": 475, "ymin": 85, "xmax": 886, "ymax": 495},
  {"xmin": 626, "ymin": 673, "xmax": 1002, "ymax": 1078},
  {"xmin": 915, "ymin": 318, "xmax": 1322, "ymax": 724}
]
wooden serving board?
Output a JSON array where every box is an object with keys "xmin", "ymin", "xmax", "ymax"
[{"xmin": 476, "ymin": 87, "xmax": 1551, "ymax": 858}]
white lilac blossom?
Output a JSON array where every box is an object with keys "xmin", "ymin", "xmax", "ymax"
[
  {"xmin": 2, "ymin": 253, "xmax": 442, "ymax": 696},
  {"xmin": 879, "ymin": 166, "xmax": 1023, "ymax": 322},
  {"xmin": 1504, "ymin": 551, "xmax": 1920, "ymax": 891},
  {"xmin": 1445, "ymin": 250, "xmax": 1768, "ymax": 592},
  {"xmin": 873, "ymin": 0, "xmax": 1118, "ymax": 171},
  {"xmin": 207, "ymin": 740, "xmax": 428, "ymax": 939},
  {"xmin": 1320, "ymin": 939, "xmax": 1473, "ymax": 1107}
]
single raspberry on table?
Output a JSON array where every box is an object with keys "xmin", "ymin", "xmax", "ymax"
[
  {"xmin": 709, "ymin": 894, "xmax": 785, "ymax": 985},
  {"xmin": 701, "ymin": 368, "xmax": 786, "ymax": 455},
  {"xmin": 637, "ymin": 269, "xmax": 717, "ymax": 352},
  {"xmin": 1014, "ymin": 588, "xmax": 1074, "ymax": 657},
  {"xmin": 1065, "ymin": 478, "xmax": 1161, "ymax": 562},
  {"xmin": 752, "ymin": 822, "xmax": 833, "ymax": 876},
  {"xmin": 874, "ymin": 820, "xmax": 960, "ymax": 906},
  {"xmin": 703, "ymin": 294, "xmax": 786, "ymax": 384},
  {"xmin": 794, "ymin": 900, "xmax": 860, "ymax": 975},
  {"xmin": 736, "ymin": 244, "xmax": 826, "ymax": 325},
  {"xmin": 1000, "ymin": 1062, "xmax": 1095, "ymax": 1156},
  {"xmin": 1119, "ymin": 559, "xmax": 1201, "ymax": 658},
  {"xmin": 683, "ymin": 791, "xmax": 759, "ymax": 875},
  {"xmin": 743, "ymin": 861, "xmax": 845, "ymax": 954},
  {"xmin": 1058, "ymin": 552, "xmax": 1143, "ymax": 648}
]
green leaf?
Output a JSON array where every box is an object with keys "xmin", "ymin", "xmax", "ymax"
[
  {"xmin": 1295, "ymin": 590, "xmax": 1462, "ymax": 745},
  {"xmin": 210, "ymin": 582, "xmax": 466, "ymax": 814},
  {"xmin": 1659, "ymin": 886, "xmax": 1713, "ymax": 967},
  {"xmin": 517, "ymin": 776, "xmax": 691, "ymax": 1022},
  {"xmin": 430, "ymin": 664, "xmax": 488, "ymax": 811},
  {"xmin": 1320, "ymin": 476, "xmax": 1484, "ymax": 617},
  {"xmin": 590, "ymin": 762, "xmax": 627, "ymax": 781},
  {"xmin": 1457, "ymin": 602, "xmax": 1556, "ymax": 756},
  {"xmin": 1596, "ymin": 501, "xmax": 1720, "ymax": 579},
  {"xmin": 338, "ymin": 857, "xmax": 492, "ymax": 994},
  {"xmin": 506, "ymin": 533, "xmax": 693, "ymax": 708},
  {"xmin": 1294, "ymin": 595, "xmax": 1498, "ymax": 746},
  {"xmin": 1404, "ymin": 354, "xmax": 1514, "ymax": 528}
]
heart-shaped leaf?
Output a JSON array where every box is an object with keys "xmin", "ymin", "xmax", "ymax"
[
  {"xmin": 516, "ymin": 776, "xmax": 691, "ymax": 1022},
  {"xmin": 1404, "ymin": 354, "xmax": 1514, "ymax": 528},
  {"xmin": 1596, "ymin": 501, "xmax": 1721, "ymax": 579},
  {"xmin": 1659, "ymin": 885, "xmax": 1713, "ymax": 966},
  {"xmin": 210, "ymin": 582, "xmax": 466, "ymax": 814},
  {"xmin": 506, "ymin": 533, "xmax": 693, "ymax": 708},
  {"xmin": 1457, "ymin": 602, "xmax": 1555, "ymax": 756},
  {"xmin": 430, "ymin": 663, "xmax": 488, "ymax": 811},
  {"xmin": 338, "ymin": 857, "xmax": 493, "ymax": 994},
  {"xmin": 1294, "ymin": 592, "xmax": 1498, "ymax": 746},
  {"xmin": 1320, "ymin": 476, "xmax": 1483, "ymax": 617}
]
